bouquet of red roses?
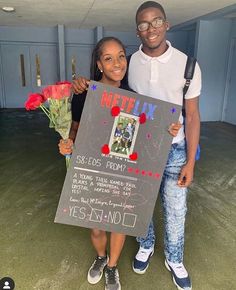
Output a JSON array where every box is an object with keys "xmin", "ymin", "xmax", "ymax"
[{"xmin": 25, "ymin": 81, "xmax": 72, "ymax": 167}]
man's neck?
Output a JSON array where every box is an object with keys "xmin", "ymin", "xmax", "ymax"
[{"xmin": 142, "ymin": 40, "xmax": 168, "ymax": 58}]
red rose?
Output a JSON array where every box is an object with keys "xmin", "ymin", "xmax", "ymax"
[
  {"xmin": 55, "ymin": 81, "xmax": 71, "ymax": 85},
  {"xmin": 25, "ymin": 93, "xmax": 44, "ymax": 110},
  {"xmin": 42, "ymin": 83, "xmax": 72, "ymax": 100}
]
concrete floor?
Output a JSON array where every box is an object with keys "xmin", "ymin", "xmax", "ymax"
[{"xmin": 0, "ymin": 110, "xmax": 235, "ymax": 290}]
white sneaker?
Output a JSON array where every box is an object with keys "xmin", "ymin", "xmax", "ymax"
[
  {"xmin": 165, "ymin": 259, "xmax": 192, "ymax": 290},
  {"xmin": 87, "ymin": 255, "xmax": 109, "ymax": 284},
  {"xmin": 132, "ymin": 246, "xmax": 154, "ymax": 274},
  {"xmin": 105, "ymin": 266, "xmax": 121, "ymax": 290}
]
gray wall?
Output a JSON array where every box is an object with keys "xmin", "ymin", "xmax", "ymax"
[
  {"xmin": 196, "ymin": 19, "xmax": 232, "ymax": 122},
  {"xmin": 0, "ymin": 25, "xmax": 139, "ymax": 108},
  {"xmin": 0, "ymin": 18, "xmax": 235, "ymax": 123},
  {"xmin": 232, "ymin": 19, "xmax": 236, "ymax": 36},
  {"xmin": 169, "ymin": 18, "xmax": 235, "ymax": 123},
  {"xmin": 222, "ymin": 19, "xmax": 236, "ymax": 124},
  {"xmin": 104, "ymin": 30, "xmax": 139, "ymax": 55},
  {"xmin": 167, "ymin": 31, "xmax": 188, "ymax": 54}
]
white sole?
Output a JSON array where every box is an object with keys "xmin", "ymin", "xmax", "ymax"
[
  {"xmin": 164, "ymin": 260, "xmax": 192, "ymax": 290},
  {"xmin": 87, "ymin": 272, "xmax": 103, "ymax": 284},
  {"xmin": 132, "ymin": 249, "xmax": 154, "ymax": 274},
  {"xmin": 87, "ymin": 256, "xmax": 109, "ymax": 284},
  {"xmin": 132, "ymin": 262, "xmax": 149, "ymax": 274}
]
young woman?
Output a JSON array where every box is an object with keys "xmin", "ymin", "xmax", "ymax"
[
  {"xmin": 59, "ymin": 36, "xmax": 181, "ymax": 290},
  {"xmin": 59, "ymin": 37, "xmax": 130, "ymax": 290}
]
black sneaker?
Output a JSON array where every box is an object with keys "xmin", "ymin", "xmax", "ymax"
[
  {"xmin": 87, "ymin": 255, "xmax": 108, "ymax": 284},
  {"xmin": 104, "ymin": 265, "xmax": 121, "ymax": 290}
]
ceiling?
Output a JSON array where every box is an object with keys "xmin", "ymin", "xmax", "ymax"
[{"xmin": 0, "ymin": 0, "xmax": 236, "ymax": 31}]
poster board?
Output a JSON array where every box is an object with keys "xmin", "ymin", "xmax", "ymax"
[{"xmin": 55, "ymin": 81, "xmax": 181, "ymax": 237}]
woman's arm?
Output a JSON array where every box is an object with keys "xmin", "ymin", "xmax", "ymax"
[{"xmin": 58, "ymin": 121, "xmax": 79, "ymax": 156}]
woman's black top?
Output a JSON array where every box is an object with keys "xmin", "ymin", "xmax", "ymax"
[{"xmin": 71, "ymin": 83, "xmax": 132, "ymax": 122}]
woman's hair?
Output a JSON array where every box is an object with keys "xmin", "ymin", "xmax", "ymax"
[
  {"xmin": 90, "ymin": 36, "xmax": 126, "ymax": 81},
  {"xmin": 136, "ymin": 1, "xmax": 166, "ymax": 23}
]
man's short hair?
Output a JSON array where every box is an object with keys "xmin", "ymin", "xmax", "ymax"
[{"xmin": 136, "ymin": 1, "xmax": 167, "ymax": 23}]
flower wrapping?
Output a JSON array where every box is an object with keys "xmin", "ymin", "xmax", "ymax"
[{"xmin": 25, "ymin": 81, "xmax": 72, "ymax": 167}]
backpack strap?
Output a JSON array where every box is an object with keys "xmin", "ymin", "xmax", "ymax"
[
  {"xmin": 183, "ymin": 56, "xmax": 197, "ymax": 97},
  {"xmin": 182, "ymin": 56, "xmax": 197, "ymax": 117},
  {"xmin": 182, "ymin": 56, "xmax": 200, "ymax": 161}
]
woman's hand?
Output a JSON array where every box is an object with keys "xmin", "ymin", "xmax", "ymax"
[
  {"xmin": 168, "ymin": 121, "xmax": 182, "ymax": 137},
  {"xmin": 72, "ymin": 77, "xmax": 90, "ymax": 94},
  {"xmin": 58, "ymin": 138, "xmax": 74, "ymax": 155}
]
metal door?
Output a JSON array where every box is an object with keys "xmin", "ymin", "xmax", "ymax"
[
  {"xmin": 1, "ymin": 43, "xmax": 59, "ymax": 108},
  {"xmin": 1, "ymin": 44, "xmax": 32, "ymax": 108}
]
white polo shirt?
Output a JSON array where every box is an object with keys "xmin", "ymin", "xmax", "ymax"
[{"xmin": 128, "ymin": 41, "xmax": 201, "ymax": 143}]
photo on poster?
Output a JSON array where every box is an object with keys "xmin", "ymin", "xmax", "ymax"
[{"xmin": 109, "ymin": 112, "xmax": 140, "ymax": 158}]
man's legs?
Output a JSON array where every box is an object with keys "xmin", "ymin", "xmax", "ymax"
[
  {"xmin": 160, "ymin": 141, "xmax": 187, "ymax": 263},
  {"xmin": 136, "ymin": 220, "xmax": 155, "ymax": 249},
  {"xmin": 160, "ymin": 139, "xmax": 191, "ymax": 290},
  {"xmin": 133, "ymin": 221, "xmax": 155, "ymax": 274}
]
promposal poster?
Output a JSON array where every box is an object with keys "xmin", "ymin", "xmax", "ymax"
[{"xmin": 55, "ymin": 81, "xmax": 181, "ymax": 237}]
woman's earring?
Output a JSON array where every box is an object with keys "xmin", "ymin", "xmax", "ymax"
[
  {"xmin": 136, "ymin": 34, "xmax": 139, "ymax": 38},
  {"xmin": 100, "ymin": 69, "xmax": 103, "ymax": 73}
]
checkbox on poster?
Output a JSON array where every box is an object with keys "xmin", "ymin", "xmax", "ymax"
[
  {"xmin": 122, "ymin": 213, "xmax": 137, "ymax": 228},
  {"xmin": 90, "ymin": 208, "xmax": 103, "ymax": 222}
]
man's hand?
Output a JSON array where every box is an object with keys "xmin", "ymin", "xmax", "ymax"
[
  {"xmin": 58, "ymin": 138, "xmax": 74, "ymax": 155},
  {"xmin": 168, "ymin": 121, "xmax": 182, "ymax": 137},
  {"xmin": 177, "ymin": 162, "xmax": 194, "ymax": 187},
  {"xmin": 72, "ymin": 77, "xmax": 90, "ymax": 94}
]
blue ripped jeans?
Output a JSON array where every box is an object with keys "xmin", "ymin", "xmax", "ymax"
[{"xmin": 137, "ymin": 139, "xmax": 187, "ymax": 263}]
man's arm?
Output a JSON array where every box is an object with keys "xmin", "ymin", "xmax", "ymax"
[
  {"xmin": 178, "ymin": 96, "xmax": 200, "ymax": 187},
  {"xmin": 73, "ymin": 78, "xmax": 89, "ymax": 94}
]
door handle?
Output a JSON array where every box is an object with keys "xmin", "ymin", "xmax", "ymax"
[
  {"xmin": 72, "ymin": 56, "xmax": 76, "ymax": 80},
  {"xmin": 36, "ymin": 54, "xmax": 42, "ymax": 86},
  {"xmin": 20, "ymin": 54, "xmax": 26, "ymax": 87}
]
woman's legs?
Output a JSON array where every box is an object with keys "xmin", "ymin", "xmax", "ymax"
[
  {"xmin": 90, "ymin": 229, "xmax": 126, "ymax": 263},
  {"xmin": 91, "ymin": 229, "xmax": 107, "ymax": 256},
  {"xmin": 87, "ymin": 229, "xmax": 108, "ymax": 285},
  {"xmin": 88, "ymin": 230, "xmax": 125, "ymax": 289},
  {"xmin": 108, "ymin": 233, "xmax": 126, "ymax": 267},
  {"xmin": 104, "ymin": 233, "xmax": 125, "ymax": 290}
]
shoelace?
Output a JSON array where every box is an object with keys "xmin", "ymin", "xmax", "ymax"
[
  {"xmin": 136, "ymin": 249, "xmax": 152, "ymax": 261},
  {"xmin": 105, "ymin": 267, "xmax": 118, "ymax": 284},
  {"xmin": 92, "ymin": 256, "xmax": 107, "ymax": 271}
]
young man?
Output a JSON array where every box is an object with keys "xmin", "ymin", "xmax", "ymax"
[
  {"xmin": 72, "ymin": 2, "xmax": 201, "ymax": 289},
  {"xmin": 129, "ymin": 2, "xmax": 201, "ymax": 290}
]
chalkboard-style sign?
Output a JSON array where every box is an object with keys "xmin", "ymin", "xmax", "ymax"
[{"xmin": 55, "ymin": 81, "xmax": 181, "ymax": 237}]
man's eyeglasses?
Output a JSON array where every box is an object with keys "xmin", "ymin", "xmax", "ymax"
[{"xmin": 137, "ymin": 17, "xmax": 166, "ymax": 32}]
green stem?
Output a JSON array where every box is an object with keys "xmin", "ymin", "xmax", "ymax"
[
  {"xmin": 48, "ymin": 99, "xmax": 56, "ymax": 125},
  {"xmin": 65, "ymin": 155, "xmax": 71, "ymax": 169},
  {"xmin": 40, "ymin": 105, "xmax": 55, "ymax": 126},
  {"xmin": 43, "ymin": 106, "xmax": 50, "ymax": 114}
]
